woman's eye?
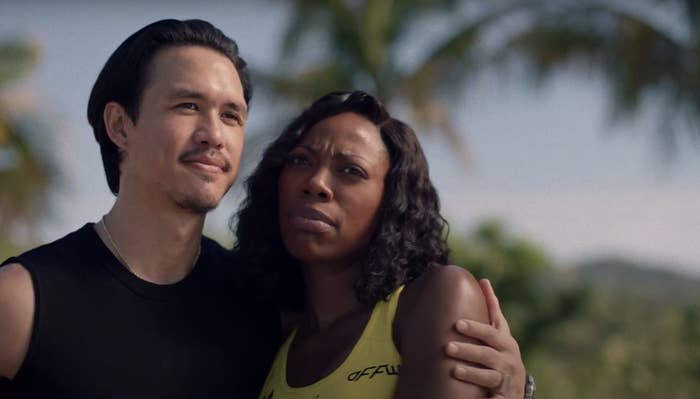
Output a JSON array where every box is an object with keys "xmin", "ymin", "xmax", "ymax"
[
  {"xmin": 287, "ymin": 155, "xmax": 309, "ymax": 166},
  {"xmin": 342, "ymin": 166, "xmax": 367, "ymax": 178}
]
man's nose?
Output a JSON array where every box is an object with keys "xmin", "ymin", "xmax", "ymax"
[{"xmin": 193, "ymin": 110, "xmax": 224, "ymax": 148}]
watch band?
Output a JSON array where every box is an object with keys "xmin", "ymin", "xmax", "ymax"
[{"xmin": 524, "ymin": 374, "xmax": 536, "ymax": 399}]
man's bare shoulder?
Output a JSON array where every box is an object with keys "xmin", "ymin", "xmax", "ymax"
[
  {"xmin": 0, "ymin": 262, "xmax": 32, "ymax": 280},
  {"xmin": 0, "ymin": 262, "xmax": 34, "ymax": 299},
  {"xmin": 0, "ymin": 262, "xmax": 35, "ymax": 379}
]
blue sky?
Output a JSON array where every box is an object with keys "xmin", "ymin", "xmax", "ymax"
[{"xmin": 2, "ymin": 1, "xmax": 699, "ymax": 275}]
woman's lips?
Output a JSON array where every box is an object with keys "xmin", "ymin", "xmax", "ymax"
[
  {"xmin": 287, "ymin": 207, "xmax": 336, "ymax": 234},
  {"xmin": 288, "ymin": 215, "xmax": 335, "ymax": 234}
]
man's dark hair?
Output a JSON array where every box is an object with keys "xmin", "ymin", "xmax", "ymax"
[
  {"xmin": 87, "ymin": 19, "xmax": 252, "ymax": 194},
  {"xmin": 234, "ymin": 91, "xmax": 449, "ymax": 310}
]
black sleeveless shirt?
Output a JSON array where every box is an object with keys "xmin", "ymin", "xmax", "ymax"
[{"xmin": 1, "ymin": 224, "xmax": 281, "ymax": 399}]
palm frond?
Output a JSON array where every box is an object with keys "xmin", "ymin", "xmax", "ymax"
[
  {"xmin": 398, "ymin": 1, "xmax": 535, "ymax": 161},
  {"xmin": 280, "ymin": 0, "xmax": 322, "ymax": 60},
  {"xmin": 0, "ymin": 117, "xmax": 52, "ymax": 237},
  {"xmin": 254, "ymin": 63, "xmax": 355, "ymax": 104},
  {"xmin": 0, "ymin": 37, "xmax": 55, "ymax": 241},
  {"xmin": 407, "ymin": 97, "xmax": 473, "ymax": 167},
  {"xmin": 0, "ymin": 39, "xmax": 40, "ymax": 87},
  {"xmin": 504, "ymin": 3, "xmax": 694, "ymax": 114}
]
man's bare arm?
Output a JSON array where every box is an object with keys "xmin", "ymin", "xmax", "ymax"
[{"xmin": 0, "ymin": 263, "xmax": 35, "ymax": 379}]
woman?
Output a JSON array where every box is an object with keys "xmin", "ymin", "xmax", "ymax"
[{"xmin": 236, "ymin": 91, "xmax": 528, "ymax": 398}]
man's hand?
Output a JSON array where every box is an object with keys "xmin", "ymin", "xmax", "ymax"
[{"xmin": 445, "ymin": 279, "xmax": 526, "ymax": 399}]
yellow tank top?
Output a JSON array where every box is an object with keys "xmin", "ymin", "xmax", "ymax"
[{"xmin": 259, "ymin": 285, "xmax": 404, "ymax": 399}]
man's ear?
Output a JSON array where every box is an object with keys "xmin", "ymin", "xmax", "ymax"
[{"xmin": 103, "ymin": 102, "xmax": 134, "ymax": 150}]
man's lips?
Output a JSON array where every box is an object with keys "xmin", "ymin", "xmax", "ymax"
[
  {"xmin": 287, "ymin": 206, "xmax": 336, "ymax": 233},
  {"xmin": 180, "ymin": 150, "xmax": 231, "ymax": 173}
]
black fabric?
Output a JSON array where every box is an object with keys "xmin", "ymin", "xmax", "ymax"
[
  {"xmin": 0, "ymin": 376, "xmax": 11, "ymax": 397},
  {"xmin": 0, "ymin": 224, "xmax": 281, "ymax": 399}
]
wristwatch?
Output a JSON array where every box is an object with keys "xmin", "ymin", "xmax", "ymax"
[{"xmin": 524, "ymin": 374, "xmax": 536, "ymax": 399}]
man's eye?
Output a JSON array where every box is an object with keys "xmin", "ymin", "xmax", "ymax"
[
  {"xmin": 222, "ymin": 112, "xmax": 242, "ymax": 125},
  {"xmin": 177, "ymin": 103, "xmax": 198, "ymax": 111}
]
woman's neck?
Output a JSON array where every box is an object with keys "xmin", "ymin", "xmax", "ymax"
[{"xmin": 301, "ymin": 261, "xmax": 366, "ymax": 332}]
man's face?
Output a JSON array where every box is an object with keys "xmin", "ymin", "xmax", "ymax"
[{"xmin": 119, "ymin": 45, "xmax": 246, "ymax": 213}]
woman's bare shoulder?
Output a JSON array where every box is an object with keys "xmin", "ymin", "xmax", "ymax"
[
  {"xmin": 400, "ymin": 265, "xmax": 485, "ymax": 317},
  {"xmin": 392, "ymin": 265, "xmax": 490, "ymax": 398}
]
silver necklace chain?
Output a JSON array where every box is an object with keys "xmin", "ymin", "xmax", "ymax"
[
  {"xmin": 99, "ymin": 215, "xmax": 201, "ymax": 274},
  {"xmin": 100, "ymin": 215, "xmax": 133, "ymax": 272}
]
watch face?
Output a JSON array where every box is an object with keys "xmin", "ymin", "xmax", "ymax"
[{"xmin": 525, "ymin": 374, "xmax": 536, "ymax": 399}]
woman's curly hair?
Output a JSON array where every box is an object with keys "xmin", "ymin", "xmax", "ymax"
[{"xmin": 233, "ymin": 91, "xmax": 449, "ymax": 310}]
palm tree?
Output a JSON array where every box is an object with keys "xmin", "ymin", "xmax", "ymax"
[
  {"xmin": 257, "ymin": 0, "xmax": 698, "ymax": 163},
  {"xmin": 0, "ymin": 38, "xmax": 55, "ymax": 254},
  {"xmin": 255, "ymin": 0, "xmax": 536, "ymax": 165},
  {"xmin": 500, "ymin": 0, "xmax": 700, "ymax": 160}
]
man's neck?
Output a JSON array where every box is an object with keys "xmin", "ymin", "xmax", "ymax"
[{"xmin": 97, "ymin": 193, "xmax": 206, "ymax": 285}]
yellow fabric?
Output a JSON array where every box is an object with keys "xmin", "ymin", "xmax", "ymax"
[{"xmin": 259, "ymin": 285, "xmax": 405, "ymax": 399}]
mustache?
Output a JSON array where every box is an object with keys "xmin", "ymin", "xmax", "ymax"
[{"xmin": 178, "ymin": 147, "xmax": 232, "ymax": 173}]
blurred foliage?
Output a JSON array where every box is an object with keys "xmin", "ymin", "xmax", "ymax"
[
  {"xmin": 530, "ymin": 292, "xmax": 700, "ymax": 398},
  {"xmin": 450, "ymin": 219, "xmax": 700, "ymax": 398},
  {"xmin": 260, "ymin": 0, "xmax": 700, "ymax": 162},
  {"xmin": 499, "ymin": 0, "xmax": 700, "ymax": 159},
  {"xmin": 450, "ymin": 219, "xmax": 589, "ymax": 358},
  {"xmin": 256, "ymin": 0, "xmax": 536, "ymax": 164},
  {"xmin": 0, "ymin": 37, "xmax": 54, "ymax": 258}
]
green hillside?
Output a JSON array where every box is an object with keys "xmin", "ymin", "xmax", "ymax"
[
  {"xmin": 574, "ymin": 258, "xmax": 700, "ymax": 305},
  {"xmin": 450, "ymin": 221, "xmax": 700, "ymax": 399}
]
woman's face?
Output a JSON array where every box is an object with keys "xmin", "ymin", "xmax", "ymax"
[{"xmin": 278, "ymin": 112, "xmax": 390, "ymax": 266}]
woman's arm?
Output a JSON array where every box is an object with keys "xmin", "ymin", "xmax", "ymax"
[
  {"xmin": 446, "ymin": 279, "xmax": 527, "ymax": 399},
  {"xmin": 393, "ymin": 265, "xmax": 489, "ymax": 399}
]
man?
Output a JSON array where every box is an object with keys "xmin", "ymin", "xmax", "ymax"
[{"xmin": 0, "ymin": 19, "xmax": 532, "ymax": 398}]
